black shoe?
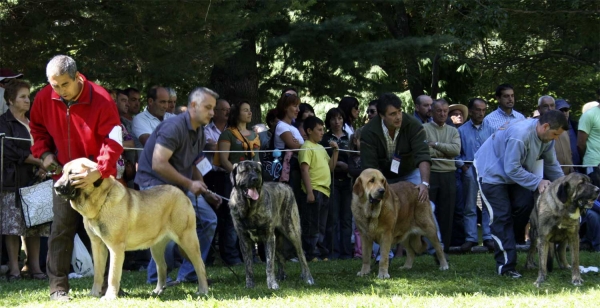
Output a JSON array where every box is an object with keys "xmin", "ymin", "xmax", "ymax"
[
  {"xmin": 50, "ymin": 291, "xmax": 70, "ymax": 302},
  {"xmin": 460, "ymin": 241, "xmax": 478, "ymax": 252},
  {"xmin": 483, "ymin": 239, "xmax": 495, "ymax": 251},
  {"xmin": 501, "ymin": 270, "xmax": 522, "ymax": 279}
]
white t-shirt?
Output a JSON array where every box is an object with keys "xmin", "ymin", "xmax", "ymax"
[
  {"xmin": 343, "ymin": 123, "xmax": 354, "ymax": 139},
  {"xmin": 274, "ymin": 121, "xmax": 304, "ymax": 149}
]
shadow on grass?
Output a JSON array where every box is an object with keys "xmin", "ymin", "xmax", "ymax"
[{"xmin": 1, "ymin": 251, "xmax": 598, "ymax": 303}]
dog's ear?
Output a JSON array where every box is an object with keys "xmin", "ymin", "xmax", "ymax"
[
  {"xmin": 353, "ymin": 176, "xmax": 364, "ymax": 198},
  {"xmin": 556, "ymin": 181, "xmax": 570, "ymax": 204},
  {"xmin": 230, "ymin": 163, "xmax": 238, "ymax": 186}
]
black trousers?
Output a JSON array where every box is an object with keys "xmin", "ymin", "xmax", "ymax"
[
  {"xmin": 298, "ymin": 190, "xmax": 329, "ymax": 260},
  {"xmin": 480, "ymin": 182, "xmax": 533, "ymax": 274},
  {"xmin": 429, "ymin": 171, "xmax": 456, "ymax": 251}
]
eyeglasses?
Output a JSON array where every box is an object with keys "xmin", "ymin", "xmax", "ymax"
[{"xmin": 367, "ymin": 109, "xmax": 377, "ymax": 114}]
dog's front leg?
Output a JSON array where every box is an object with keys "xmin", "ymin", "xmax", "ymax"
[
  {"xmin": 570, "ymin": 237, "xmax": 583, "ymax": 286},
  {"xmin": 557, "ymin": 242, "xmax": 571, "ymax": 269},
  {"xmin": 535, "ymin": 239, "xmax": 549, "ymax": 287},
  {"xmin": 237, "ymin": 231, "xmax": 256, "ymax": 288},
  {"xmin": 377, "ymin": 233, "xmax": 392, "ymax": 279},
  {"xmin": 89, "ymin": 235, "xmax": 108, "ymax": 297},
  {"xmin": 358, "ymin": 233, "xmax": 372, "ymax": 277},
  {"xmin": 265, "ymin": 233, "xmax": 279, "ymax": 290},
  {"xmin": 102, "ymin": 244, "xmax": 125, "ymax": 300}
]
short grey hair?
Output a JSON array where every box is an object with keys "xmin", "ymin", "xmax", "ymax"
[
  {"xmin": 537, "ymin": 95, "xmax": 555, "ymax": 106},
  {"xmin": 166, "ymin": 87, "xmax": 177, "ymax": 98},
  {"xmin": 187, "ymin": 87, "xmax": 219, "ymax": 107},
  {"xmin": 46, "ymin": 55, "xmax": 78, "ymax": 80}
]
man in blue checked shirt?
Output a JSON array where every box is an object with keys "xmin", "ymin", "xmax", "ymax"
[
  {"xmin": 474, "ymin": 110, "xmax": 567, "ymax": 279},
  {"xmin": 483, "ymin": 84, "xmax": 526, "ymax": 131},
  {"xmin": 457, "ymin": 98, "xmax": 495, "ymax": 253}
]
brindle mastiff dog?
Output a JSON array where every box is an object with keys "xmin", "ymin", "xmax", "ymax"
[
  {"xmin": 525, "ymin": 172, "xmax": 599, "ymax": 287},
  {"xmin": 54, "ymin": 158, "xmax": 208, "ymax": 300},
  {"xmin": 352, "ymin": 169, "xmax": 448, "ymax": 279},
  {"xmin": 229, "ymin": 161, "xmax": 314, "ymax": 289}
]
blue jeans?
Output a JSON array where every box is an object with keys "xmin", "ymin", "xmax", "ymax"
[
  {"xmin": 389, "ymin": 169, "xmax": 443, "ymax": 254},
  {"xmin": 582, "ymin": 210, "xmax": 600, "ymax": 252},
  {"xmin": 145, "ymin": 188, "xmax": 217, "ymax": 283},
  {"xmin": 463, "ymin": 166, "xmax": 491, "ymax": 243}
]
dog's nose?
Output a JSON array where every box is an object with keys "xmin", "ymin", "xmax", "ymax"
[
  {"xmin": 55, "ymin": 185, "xmax": 69, "ymax": 195},
  {"xmin": 377, "ymin": 188, "xmax": 385, "ymax": 195}
]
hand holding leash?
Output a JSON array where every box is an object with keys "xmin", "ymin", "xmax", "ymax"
[{"xmin": 188, "ymin": 180, "xmax": 208, "ymax": 196}]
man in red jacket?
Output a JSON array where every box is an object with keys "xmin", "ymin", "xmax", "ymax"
[{"xmin": 30, "ymin": 55, "xmax": 123, "ymax": 302}]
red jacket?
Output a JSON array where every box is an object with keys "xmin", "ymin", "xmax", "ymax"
[{"xmin": 30, "ymin": 74, "xmax": 123, "ymax": 178}]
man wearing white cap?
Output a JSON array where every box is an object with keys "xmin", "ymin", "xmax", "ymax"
[{"xmin": 0, "ymin": 69, "xmax": 24, "ymax": 114}]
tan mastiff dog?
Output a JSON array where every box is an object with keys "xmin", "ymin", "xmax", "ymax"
[
  {"xmin": 351, "ymin": 169, "xmax": 448, "ymax": 279},
  {"xmin": 526, "ymin": 172, "xmax": 599, "ymax": 287},
  {"xmin": 54, "ymin": 158, "xmax": 208, "ymax": 300}
]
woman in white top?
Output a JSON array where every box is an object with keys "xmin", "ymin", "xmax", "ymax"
[
  {"xmin": 339, "ymin": 96, "xmax": 360, "ymax": 137},
  {"xmin": 274, "ymin": 93, "xmax": 304, "ymax": 150}
]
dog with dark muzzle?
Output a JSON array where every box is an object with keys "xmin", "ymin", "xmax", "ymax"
[
  {"xmin": 525, "ymin": 172, "xmax": 600, "ymax": 287},
  {"xmin": 229, "ymin": 161, "xmax": 314, "ymax": 289},
  {"xmin": 55, "ymin": 158, "xmax": 208, "ymax": 299}
]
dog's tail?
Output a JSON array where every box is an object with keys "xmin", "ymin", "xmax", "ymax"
[{"xmin": 409, "ymin": 235, "xmax": 427, "ymax": 255}]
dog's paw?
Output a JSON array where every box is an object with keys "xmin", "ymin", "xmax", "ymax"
[
  {"xmin": 267, "ymin": 281, "xmax": 279, "ymax": 290},
  {"xmin": 100, "ymin": 293, "xmax": 118, "ymax": 301},
  {"xmin": 572, "ymin": 277, "xmax": 584, "ymax": 286},
  {"xmin": 534, "ymin": 278, "xmax": 545, "ymax": 288},
  {"xmin": 151, "ymin": 287, "xmax": 165, "ymax": 296},
  {"xmin": 245, "ymin": 281, "xmax": 255, "ymax": 289},
  {"xmin": 377, "ymin": 271, "xmax": 390, "ymax": 279},
  {"xmin": 439, "ymin": 264, "xmax": 449, "ymax": 271},
  {"xmin": 305, "ymin": 277, "xmax": 315, "ymax": 286},
  {"xmin": 357, "ymin": 270, "xmax": 370, "ymax": 277},
  {"xmin": 524, "ymin": 262, "xmax": 537, "ymax": 270}
]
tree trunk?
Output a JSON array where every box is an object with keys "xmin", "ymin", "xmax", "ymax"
[
  {"xmin": 209, "ymin": 30, "xmax": 261, "ymax": 125},
  {"xmin": 430, "ymin": 53, "xmax": 441, "ymax": 99},
  {"xmin": 377, "ymin": 2, "xmax": 425, "ymax": 103}
]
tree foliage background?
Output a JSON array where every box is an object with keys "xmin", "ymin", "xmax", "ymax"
[{"xmin": 1, "ymin": 0, "xmax": 598, "ymax": 121}]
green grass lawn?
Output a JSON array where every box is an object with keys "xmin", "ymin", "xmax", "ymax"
[{"xmin": 1, "ymin": 251, "xmax": 599, "ymax": 307}]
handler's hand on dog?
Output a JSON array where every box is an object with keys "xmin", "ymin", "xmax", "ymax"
[
  {"xmin": 538, "ymin": 179, "xmax": 551, "ymax": 194},
  {"xmin": 70, "ymin": 169, "xmax": 101, "ymax": 188},
  {"xmin": 417, "ymin": 184, "xmax": 429, "ymax": 203}
]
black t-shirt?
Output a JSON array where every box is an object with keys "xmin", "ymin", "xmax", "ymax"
[{"xmin": 135, "ymin": 111, "xmax": 206, "ymax": 189}]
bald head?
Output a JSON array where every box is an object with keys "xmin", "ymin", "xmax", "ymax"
[
  {"xmin": 414, "ymin": 95, "xmax": 433, "ymax": 120},
  {"xmin": 537, "ymin": 95, "xmax": 555, "ymax": 116}
]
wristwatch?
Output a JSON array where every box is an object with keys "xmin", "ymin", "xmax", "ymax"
[{"xmin": 421, "ymin": 181, "xmax": 430, "ymax": 188}]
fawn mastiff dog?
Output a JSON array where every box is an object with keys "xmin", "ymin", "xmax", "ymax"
[
  {"xmin": 525, "ymin": 172, "xmax": 600, "ymax": 287},
  {"xmin": 352, "ymin": 169, "xmax": 448, "ymax": 279},
  {"xmin": 54, "ymin": 158, "xmax": 208, "ymax": 299},
  {"xmin": 229, "ymin": 161, "xmax": 314, "ymax": 289}
]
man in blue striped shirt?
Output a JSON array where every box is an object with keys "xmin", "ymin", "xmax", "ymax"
[
  {"xmin": 474, "ymin": 110, "xmax": 567, "ymax": 278},
  {"xmin": 457, "ymin": 98, "xmax": 495, "ymax": 252},
  {"xmin": 483, "ymin": 84, "xmax": 526, "ymax": 131}
]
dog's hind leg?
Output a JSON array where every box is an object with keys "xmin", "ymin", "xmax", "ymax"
[
  {"xmin": 286, "ymin": 226, "xmax": 314, "ymax": 285},
  {"xmin": 176, "ymin": 230, "xmax": 209, "ymax": 295},
  {"xmin": 525, "ymin": 226, "xmax": 538, "ymax": 270},
  {"xmin": 150, "ymin": 238, "xmax": 170, "ymax": 295},
  {"xmin": 556, "ymin": 242, "xmax": 570, "ymax": 269},
  {"xmin": 423, "ymin": 224, "xmax": 448, "ymax": 270},
  {"xmin": 89, "ymin": 234, "xmax": 108, "ymax": 297},
  {"xmin": 275, "ymin": 235, "xmax": 287, "ymax": 281},
  {"xmin": 400, "ymin": 235, "xmax": 419, "ymax": 270},
  {"xmin": 569, "ymin": 236, "xmax": 583, "ymax": 286}
]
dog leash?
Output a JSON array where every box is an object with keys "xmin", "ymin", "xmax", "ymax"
[{"xmin": 205, "ymin": 189, "xmax": 230, "ymax": 202}]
